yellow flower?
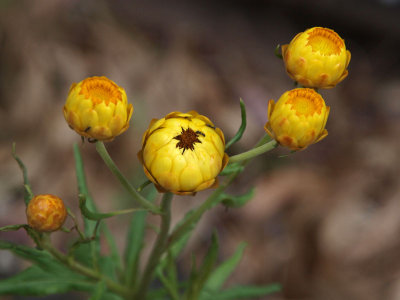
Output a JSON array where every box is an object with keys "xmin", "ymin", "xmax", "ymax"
[
  {"xmin": 26, "ymin": 194, "xmax": 67, "ymax": 232},
  {"xmin": 138, "ymin": 111, "xmax": 229, "ymax": 195},
  {"xmin": 264, "ymin": 88, "xmax": 330, "ymax": 151},
  {"xmin": 282, "ymin": 27, "xmax": 351, "ymax": 89},
  {"xmin": 63, "ymin": 76, "xmax": 133, "ymax": 141}
]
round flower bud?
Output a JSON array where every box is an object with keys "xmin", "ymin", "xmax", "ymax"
[
  {"xmin": 282, "ymin": 27, "xmax": 351, "ymax": 89},
  {"xmin": 264, "ymin": 88, "xmax": 330, "ymax": 151},
  {"xmin": 138, "ymin": 111, "xmax": 229, "ymax": 195},
  {"xmin": 63, "ymin": 76, "xmax": 133, "ymax": 141},
  {"xmin": 26, "ymin": 194, "xmax": 67, "ymax": 232}
]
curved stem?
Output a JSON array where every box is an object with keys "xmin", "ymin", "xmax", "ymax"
[
  {"xmin": 95, "ymin": 142, "xmax": 161, "ymax": 215},
  {"xmin": 228, "ymin": 140, "xmax": 278, "ymax": 164},
  {"xmin": 135, "ymin": 192, "xmax": 173, "ymax": 299}
]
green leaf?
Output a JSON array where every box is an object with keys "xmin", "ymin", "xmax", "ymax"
[
  {"xmin": 225, "ymin": 99, "xmax": 247, "ymax": 150},
  {"xmin": 219, "ymin": 163, "xmax": 244, "ymax": 176},
  {"xmin": 98, "ymin": 256, "xmax": 118, "ymax": 281},
  {"xmin": 0, "ymin": 266, "xmax": 94, "ymax": 296},
  {"xmin": 89, "ymin": 280, "xmax": 106, "ymax": 300},
  {"xmin": 274, "ymin": 44, "xmax": 283, "ymax": 59},
  {"xmin": 123, "ymin": 185, "xmax": 157, "ymax": 286},
  {"xmin": 203, "ymin": 242, "xmax": 247, "ymax": 292},
  {"xmin": 73, "ymin": 144, "xmax": 99, "ymax": 238},
  {"xmin": 185, "ymin": 232, "xmax": 219, "ymax": 300},
  {"xmin": 12, "ymin": 143, "xmax": 33, "ymax": 205},
  {"xmin": 220, "ymin": 188, "xmax": 255, "ymax": 208},
  {"xmin": 201, "ymin": 284, "xmax": 281, "ymax": 300},
  {"xmin": 0, "ymin": 241, "xmax": 77, "ymax": 276}
]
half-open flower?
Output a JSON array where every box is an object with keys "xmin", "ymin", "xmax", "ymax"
[
  {"xmin": 138, "ymin": 111, "xmax": 229, "ymax": 195},
  {"xmin": 282, "ymin": 27, "xmax": 351, "ymax": 89},
  {"xmin": 63, "ymin": 76, "xmax": 133, "ymax": 141},
  {"xmin": 264, "ymin": 88, "xmax": 330, "ymax": 151},
  {"xmin": 26, "ymin": 194, "xmax": 67, "ymax": 232}
]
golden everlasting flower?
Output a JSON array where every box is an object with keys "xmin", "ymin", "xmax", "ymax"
[
  {"xmin": 282, "ymin": 27, "xmax": 351, "ymax": 89},
  {"xmin": 63, "ymin": 76, "xmax": 133, "ymax": 141},
  {"xmin": 26, "ymin": 194, "xmax": 67, "ymax": 232},
  {"xmin": 264, "ymin": 88, "xmax": 330, "ymax": 151},
  {"xmin": 138, "ymin": 111, "xmax": 229, "ymax": 195}
]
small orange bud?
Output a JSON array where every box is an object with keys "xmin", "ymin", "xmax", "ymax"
[{"xmin": 26, "ymin": 194, "xmax": 67, "ymax": 232}]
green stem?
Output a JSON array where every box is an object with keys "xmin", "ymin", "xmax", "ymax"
[
  {"xmin": 135, "ymin": 192, "xmax": 173, "ymax": 299},
  {"xmin": 95, "ymin": 142, "xmax": 161, "ymax": 215},
  {"xmin": 228, "ymin": 140, "xmax": 278, "ymax": 164},
  {"xmin": 168, "ymin": 134, "xmax": 277, "ymax": 248},
  {"xmin": 39, "ymin": 234, "xmax": 130, "ymax": 298}
]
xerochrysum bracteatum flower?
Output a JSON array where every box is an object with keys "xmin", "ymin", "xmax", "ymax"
[
  {"xmin": 138, "ymin": 111, "xmax": 229, "ymax": 195},
  {"xmin": 26, "ymin": 194, "xmax": 68, "ymax": 232},
  {"xmin": 282, "ymin": 27, "xmax": 351, "ymax": 89},
  {"xmin": 264, "ymin": 88, "xmax": 330, "ymax": 151},
  {"xmin": 63, "ymin": 76, "xmax": 133, "ymax": 142}
]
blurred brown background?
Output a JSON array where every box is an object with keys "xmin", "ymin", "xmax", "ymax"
[{"xmin": 1, "ymin": 0, "xmax": 400, "ymax": 299}]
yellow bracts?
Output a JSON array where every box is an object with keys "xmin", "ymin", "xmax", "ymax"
[
  {"xmin": 264, "ymin": 88, "xmax": 330, "ymax": 151},
  {"xmin": 138, "ymin": 111, "xmax": 229, "ymax": 195},
  {"xmin": 282, "ymin": 27, "xmax": 351, "ymax": 89},
  {"xmin": 63, "ymin": 76, "xmax": 133, "ymax": 141}
]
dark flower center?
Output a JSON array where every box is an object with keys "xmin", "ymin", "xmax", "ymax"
[{"xmin": 174, "ymin": 127, "xmax": 202, "ymax": 154}]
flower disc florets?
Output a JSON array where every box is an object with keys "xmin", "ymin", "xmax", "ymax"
[
  {"xmin": 26, "ymin": 194, "xmax": 67, "ymax": 232},
  {"xmin": 63, "ymin": 76, "xmax": 133, "ymax": 141},
  {"xmin": 264, "ymin": 88, "xmax": 330, "ymax": 151},
  {"xmin": 138, "ymin": 111, "xmax": 229, "ymax": 195},
  {"xmin": 282, "ymin": 27, "xmax": 351, "ymax": 89}
]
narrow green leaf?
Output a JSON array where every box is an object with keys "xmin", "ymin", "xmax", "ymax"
[
  {"xmin": 202, "ymin": 284, "xmax": 281, "ymax": 300},
  {"xmin": 186, "ymin": 232, "xmax": 219, "ymax": 300},
  {"xmin": 219, "ymin": 163, "xmax": 244, "ymax": 176},
  {"xmin": 274, "ymin": 44, "xmax": 283, "ymax": 59},
  {"xmin": 73, "ymin": 144, "xmax": 98, "ymax": 236},
  {"xmin": 0, "ymin": 241, "xmax": 77, "ymax": 277},
  {"xmin": 0, "ymin": 266, "xmax": 94, "ymax": 296},
  {"xmin": 98, "ymin": 256, "xmax": 118, "ymax": 281},
  {"xmin": 123, "ymin": 185, "xmax": 157, "ymax": 286},
  {"xmin": 11, "ymin": 143, "xmax": 33, "ymax": 205},
  {"xmin": 88, "ymin": 280, "xmax": 106, "ymax": 300},
  {"xmin": 203, "ymin": 242, "xmax": 247, "ymax": 292},
  {"xmin": 225, "ymin": 99, "xmax": 247, "ymax": 150},
  {"xmin": 220, "ymin": 188, "xmax": 255, "ymax": 208},
  {"xmin": 156, "ymin": 268, "xmax": 180, "ymax": 300}
]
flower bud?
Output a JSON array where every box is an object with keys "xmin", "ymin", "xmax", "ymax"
[
  {"xmin": 26, "ymin": 194, "xmax": 67, "ymax": 232},
  {"xmin": 264, "ymin": 88, "xmax": 330, "ymax": 151},
  {"xmin": 282, "ymin": 27, "xmax": 351, "ymax": 89},
  {"xmin": 138, "ymin": 111, "xmax": 229, "ymax": 195},
  {"xmin": 63, "ymin": 76, "xmax": 133, "ymax": 141}
]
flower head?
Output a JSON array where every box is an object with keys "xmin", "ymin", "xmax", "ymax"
[
  {"xmin": 264, "ymin": 88, "xmax": 330, "ymax": 151},
  {"xmin": 26, "ymin": 194, "xmax": 67, "ymax": 232},
  {"xmin": 282, "ymin": 27, "xmax": 351, "ymax": 89},
  {"xmin": 138, "ymin": 111, "xmax": 229, "ymax": 195},
  {"xmin": 63, "ymin": 76, "xmax": 133, "ymax": 141}
]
